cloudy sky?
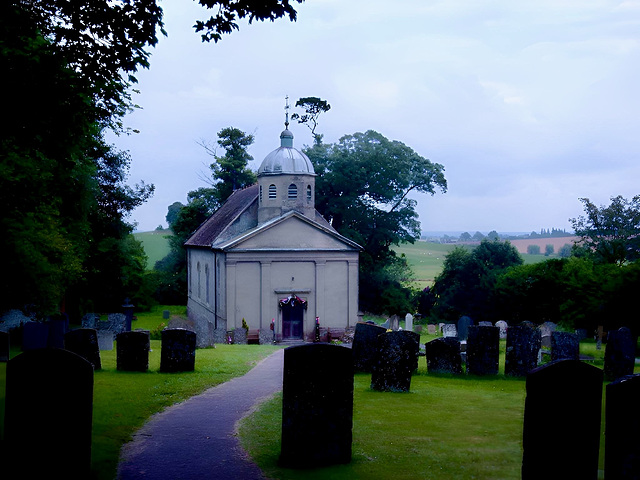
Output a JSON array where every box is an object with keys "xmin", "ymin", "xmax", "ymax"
[{"xmin": 110, "ymin": 0, "xmax": 640, "ymax": 234}]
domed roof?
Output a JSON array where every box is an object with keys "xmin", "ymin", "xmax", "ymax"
[{"xmin": 258, "ymin": 129, "xmax": 316, "ymax": 176}]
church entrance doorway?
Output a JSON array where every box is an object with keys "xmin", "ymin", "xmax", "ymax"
[{"xmin": 279, "ymin": 295, "xmax": 306, "ymax": 340}]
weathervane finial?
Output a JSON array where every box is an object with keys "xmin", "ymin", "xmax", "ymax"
[{"xmin": 284, "ymin": 95, "xmax": 290, "ymax": 129}]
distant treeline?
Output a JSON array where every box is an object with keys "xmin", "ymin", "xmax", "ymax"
[{"xmin": 422, "ymin": 228, "xmax": 572, "ymax": 244}]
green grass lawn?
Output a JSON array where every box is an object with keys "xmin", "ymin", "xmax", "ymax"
[{"xmin": 134, "ymin": 230, "xmax": 172, "ymax": 270}]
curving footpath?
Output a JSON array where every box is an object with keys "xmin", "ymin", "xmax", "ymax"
[{"xmin": 117, "ymin": 348, "xmax": 284, "ymax": 479}]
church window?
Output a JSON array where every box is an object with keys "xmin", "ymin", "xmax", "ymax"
[
  {"xmin": 269, "ymin": 184, "xmax": 277, "ymax": 199},
  {"xmin": 288, "ymin": 183, "xmax": 297, "ymax": 199},
  {"xmin": 307, "ymin": 185, "xmax": 312, "ymax": 202},
  {"xmin": 197, "ymin": 262, "xmax": 201, "ymax": 299},
  {"xmin": 259, "ymin": 185, "xmax": 263, "ymax": 203},
  {"xmin": 205, "ymin": 264, "xmax": 210, "ymax": 304}
]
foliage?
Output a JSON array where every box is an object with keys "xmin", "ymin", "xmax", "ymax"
[
  {"xmin": 291, "ymin": 96, "xmax": 331, "ymax": 143},
  {"xmin": 570, "ymin": 195, "xmax": 640, "ymax": 265},
  {"xmin": 527, "ymin": 245, "xmax": 541, "ymax": 255}
]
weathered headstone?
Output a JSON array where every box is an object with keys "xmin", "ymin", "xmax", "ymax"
[
  {"xmin": 541, "ymin": 334, "xmax": 552, "ymax": 349},
  {"xmin": 116, "ymin": 330, "xmax": 150, "ymax": 372},
  {"xmin": 279, "ymin": 344, "xmax": 353, "ymax": 468},
  {"xmin": 466, "ymin": 325, "xmax": 500, "ymax": 375},
  {"xmin": 232, "ymin": 327, "xmax": 248, "ymax": 345},
  {"xmin": 505, "ymin": 325, "xmax": 541, "ymax": 377},
  {"xmin": 160, "ymin": 328, "xmax": 197, "ymax": 373},
  {"xmin": 457, "ymin": 316, "xmax": 473, "ymax": 340},
  {"xmin": 122, "ymin": 299, "xmax": 135, "ymax": 331},
  {"xmin": 522, "ymin": 360, "xmax": 603, "ymax": 480},
  {"xmin": 0, "ymin": 330, "xmax": 9, "ymax": 361},
  {"xmin": 64, "ymin": 328, "xmax": 101, "ymax": 370},
  {"xmin": 22, "ymin": 321, "xmax": 50, "ymax": 351},
  {"xmin": 4, "ymin": 348, "xmax": 94, "ymax": 479},
  {"xmin": 540, "ymin": 321, "xmax": 557, "ymax": 338},
  {"xmin": 47, "ymin": 313, "xmax": 69, "ymax": 349},
  {"xmin": 108, "ymin": 313, "xmax": 127, "ymax": 334},
  {"xmin": 495, "ymin": 320, "xmax": 509, "ymax": 339},
  {"xmin": 478, "ymin": 321, "xmax": 493, "ymax": 327},
  {"xmin": 425, "ymin": 337, "xmax": 462, "ymax": 374},
  {"xmin": 259, "ymin": 328, "xmax": 273, "ymax": 345},
  {"xmin": 604, "ymin": 327, "xmax": 636, "ymax": 381},
  {"xmin": 442, "ymin": 323, "xmax": 458, "ymax": 338},
  {"xmin": 97, "ymin": 330, "xmax": 114, "ymax": 351},
  {"xmin": 551, "ymin": 331, "xmax": 579, "ymax": 361},
  {"xmin": 389, "ymin": 315, "xmax": 400, "ymax": 331},
  {"xmin": 606, "ymin": 374, "xmax": 640, "ymax": 480},
  {"xmin": 371, "ymin": 330, "xmax": 420, "ymax": 392},
  {"xmin": 405, "ymin": 313, "xmax": 414, "ymax": 332},
  {"xmin": 427, "ymin": 324, "xmax": 437, "ymax": 335},
  {"xmin": 81, "ymin": 312, "xmax": 99, "ymax": 329},
  {"xmin": 352, "ymin": 322, "xmax": 387, "ymax": 372}
]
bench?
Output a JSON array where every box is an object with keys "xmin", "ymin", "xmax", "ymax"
[{"xmin": 247, "ymin": 329, "xmax": 260, "ymax": 345}]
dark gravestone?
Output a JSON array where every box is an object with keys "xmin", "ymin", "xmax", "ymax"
[
  {"xmin": 371, "ymin": 330, "xmax": 420, "ymax": 392},
  {"xmin": 551, "ymin": 331, "xmax": 579, "ymax": 361},
  {"xmin": 522, "ymin": 360, "xmax": 603, "ymax": 480},
  {"xmin": 606, "ymin": 374, "xmax": 640, "ymax": 480},
  {"xmin": 64, "ymin": 328, "xmax": 101, "ymax": 370},
  {"xmin": 116, "ymin": 330, "xmax": 150, "ymax": 372},
  {"xmin": 457, "ymin": 316, "xmax": 473, "ymax": 341},
  {"xmin": 160, "ymin": 328, "xmax": 197, "ymax": 373},
  {"xmin": 0, "ymin": 330, "xmax": 9, "ymax": 361},
  {"xmin": 109, "ymin": 313, "xmax": 127, "ymax": 334},
  {"xmin": 505, "ymin": 325, "xmax": 541, "ymax": 377},
  {"xmin": 352, "ymin": 322, "xmax": 387, "ymax": 372},
  {"xmin": 4, "ymin": 348, "xmax": 94, "ymax": 479},
  {"xmin": 425, "ymin": 337, "xmax": 462, "ymax": 374},
  {"xmin": 466, "ymin": 326, "xmax": 500, "ymax": 375},
  {"xmin": 604, "ymin": 327, "xmax": 636, "ymax": 381},
  {"xmin": 22, "ymin": 321, "xmax": 50, "ymax": 351},
  {"xmin": 47, "ymin": 314, "xmax": 69, "ymax": 349},
  {"xmin": 279, "ymin": 344, "xmax": 353, "ymax": 468}
]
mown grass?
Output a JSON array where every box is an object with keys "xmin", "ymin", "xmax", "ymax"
[{"xmin": 133, "ymin": 230, "xmax": 172, "ymax": 270}]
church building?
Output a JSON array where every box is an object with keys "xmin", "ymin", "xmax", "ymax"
[{"xmin": 185, "ymin": 120, "xmax": 361, "ymax": 346}]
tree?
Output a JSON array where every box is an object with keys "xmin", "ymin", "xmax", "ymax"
[
  {"xmin": 570, "ymin": 195, "xmax": 640, "ymax": 265},
  {"xmin": 527, "ymin": 245, "xmax": 541, "ymax": 255},
  {"xmin": 487, "ymin": 230, "xmax": 500, "ymax": 241},
  {"xmin": 166, "ymin": 202, "xmax": 184, "ymax": 228},
  {"xmin": 545, "ymin": 244, "xmax": 554, "ymax": 256},
  {"xmin": 473, "ymin": 231, "xmax": 486, "ymax": 241},
  {"xmin": 459, "ymin": 232, "xmax": 472, "ymax": 242},
  {"xmin": 291, "ymin": 97, "xmax": 331, "ymax": 144}
]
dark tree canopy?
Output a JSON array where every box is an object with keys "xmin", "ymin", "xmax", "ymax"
[{"xmin": 291, "ymin": 96, "xmax": 331, "ymax": 142}]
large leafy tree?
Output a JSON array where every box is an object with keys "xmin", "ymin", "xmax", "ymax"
[{"xmin": 305, "ymin": 130, "xmax": 447, "ymax": 313}]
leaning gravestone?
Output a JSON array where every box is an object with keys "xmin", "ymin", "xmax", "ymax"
[
  {"xmin": 425, "ymin": 337, "xmax": 462, "ymax": 374},
  {"xmin": 505, "ymin": 325, "xmax": 541, "ymax": 377},
  {"xmin": 495, "ymin": 320, "xmax": 509, "ymax": 339},
  {"xmin": 116, "ymin": 330, "xmax": 150, "ymax": 372},
  {"xmin": 442, "ymin": 323, "xmax": 458, "ymax": 338},
  {"xmin": 279, "ymin": 344, "xmax": 353, "ymax": 468},
  {"xmin": 371, "ymin": 330, "xmax": 420, "ymax": 392},
  {"xmin": 604, "ymin": 327, "xmax": 636, "ymax": 381},
  {"xmin": 4, "ymin": 348, "xmax": 94, "ymax": 479},
  {"xmin": 457, "ymin": 316, "xmax": 473, "ymax": 341},
  {"xmin": 0, "ymin": 331, "xmax": 9, "ymax": 361},
  {"xmin": 160, "ymin": 328, "xmax": 196, "ymax": 373},
  {"xmin": 522, "ymin": 360, "xmax": 603, "ymax": 480},
  {"xmin": 466, "ymin": 325, "xmax": 500, "ymax": 375},
  {"xmin": 551, "ymin": 331, "xmax": 579, "ymax": 361},
  {"xmin": 352, "ymin": 322, "xmax": 387, "ymax": 372},
  {"xmin": 64, "ymin": 328, "xmax": 101, "ymax": 370},
  {"xmin": 605, "ymin": 374, "xmax": 640, "ymax": 480}
]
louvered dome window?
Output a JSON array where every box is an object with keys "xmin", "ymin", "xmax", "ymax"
[
  {"xmin": 288, "ymin": 183, "xmax": 297, "ymax": 199},
  {"xmin": 269, "ymin": 184, "xmax": 277, "ymax": 199}
]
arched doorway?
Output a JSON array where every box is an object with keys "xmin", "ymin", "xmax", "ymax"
[{"xmin": 279, "ymin": 295, "xmax": 306, "ymax": 340}]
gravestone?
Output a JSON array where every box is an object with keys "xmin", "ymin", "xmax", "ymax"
[
  {"xmin": 352, "ymin": 322, "xmax": 387, "ymax": 372},
  {"xmin": 389, "ymin": 315, "xmax": 400, "ymax": 331},
  {"xmin": 427, "ymin": 324, "xmax": 437, "ymax": 335},
  {"xmin": 495, "ymin": 320, "xmax": 509, "ymax": 339},
  {"xmin": 81, "ymin": 313, "xmax": 99, "ymax": 329},
  {"xmin": 64, "ymin": 328, "xmax": 101, "ymax": 370},
  {"xmin": 259, "ymin": 328, "xmax": 273, "ymax": 345},
  {"xmin": 4, "ymin": 348, "xmax": 94, "ymax": 479},
  {"xmin": 232, "ymin": 327, "xmax": 248, "ymax": 345},
  {"xmin": 0, "ymin": 330, "xmax": 9, "ymax": 361},
  {"xmin": 47, "ymin": 314, "xmax": 69, "ymax": 349},
  {"xmin": 541, "ymin": 334, "xmax": 552, "ymax": 349},
  {"xmin": 371, "ymin": 330, "xmax": 420, "ymax": 392},
  {"xmin": 575, "ymin": 328, "xmax": 588, "ymax": 341},
  {"xmin": 22, "ymin": 321, "xmax": 50, "ymax": 351},
  {"xmin": 522, "ymin": 360, "xmax": 603, "ymax": 480},
  {"xmin": 540, "ymin": 321, "xmax": 557, "ymax": 338},
  {"xmin": 405, "ymin": 313, "xmax": 413, "ymax": 332},
  {"xmin": 505, "ymin": 325, "xmax": 541, "ymax": 377},
  {"xmin": 160, "ymin": 328, "xmax": 197, "ymax": 373},
  {"xmin": 466, "ymin": 325, "xmax": 500, "ymax": 375},
  {"xmin": 606, "ymin": 374, "xmax": 640, "ymax": 480},
  {"xmin": 108, "ymin": 313, "xmax": 127, "ymax": 334},
  {"xmin": 597, "ymin": 325, "xmax": 604, "ymax": 350},
  {"xmin": 425, "ymin": 337, "xmax": 462, "ymax": 374},
  {"xmin": 457, "ymin": 316, "xmax": 473, "ymax": 341},
  {"xmin": 116, "ymin": 330, "xmax": 150, "ymax": 372},
  {"xmin": 604, "ymin": 327, "xmax": 636, "ymax": 381},
  {"xmin": 122, "ymin": 299, "xmax": 135, "ymax": 331},
  {"xmin": 551, "ymin": 331, "xmax": 579, "ymax": 361},
  {"xmin": 97, "ymin": 330, "xmax": 114, "ymax": 351},
  {"xmin": 442, "ymin": 323, "xmax": 458, "ymax": 338},
  {"xmin": 279, "ymin": 344, "xmax": 353, "ymax": 468},
  {"xmin": 478, "ymin": 321, "xmax": 493, "ymax": 327}
]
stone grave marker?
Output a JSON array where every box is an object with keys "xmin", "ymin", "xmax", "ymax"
[
  {"xmin": 81, "ymin": 312, "xmax": 99, "ymax": 329},
  {"xmin": 597, "ymin": 325, "xmax": 604, "ymax": 350},
  {"xmin": 495, "ymin": 320, "xmax": 509, "ymax": 339},
  {"xmin": 160, "ymin": 328, "xmax": 197, "ymax": 373},
  {"xmin": 522, "ymin": 360, "xmax": 603, "ymax": 480},
  {"xmin": 352, "ymin": 322, "xmax": 387, "ymax": 372},
  {"xmin": 47, "ymin": 314, "xmax": 69, "ymax": 349},
  {"xmin": 279, "ymin": 344, "xmax": 353, "ymax": 468},
  {"xmin": 389, "ymin": 315, "xmax": 400, "ymax": 331},
  {"xmin": 575, "ymin": 328, "xmax": 588, "ymax": 341},
  {"xmin": 505, "ymin": 324, "xmax": 541, "ymax": 377},
  {"xmin": 371, "ymin": 330, "xmax": 420, "ymax": 392},
  {"xmin": 605, "ymin": 374, "xmax": 640, "ymax": 480},
  {"xmin": 466, "ymin": 325, "xmax": 500, "ymax": 375},
  {"xmin": 478, "ymin": 321, "xmax": 493, "ymax": 327},
  {"xmin": 427, "ymin": 324, "xmax": 437, "ymax": 335},
  {"xmin": 97, "ymin": 330, "xmax": 114, "ymax": 351},
  {"xmin": 604, "ymin": 327, "xmax": 636, "ymax": 381},
  {"xmin": 64, "ymin": 328, "xmax": 101, "ymax": 370},
  {"xmin": 540, "ymin": 321, "xmax": 557, "ymax": 338},
  {"xmin": 442, "ymin": 323, "xmax": 458, "ymax": 338},
  {"xmin": 405, "ymin": 313, "xmax": 413, "ymax": 332},
  {"xmin": 4, "ymin": 348, "xmax": 94, "ymax": 478},
  {"xmin": 551, "ymin": 331, "xmax": 579, "ymax": 361},
  {"xmin": 108, "ymin": 313, "xmax": 127, "ymax": 334},
  {"xmin": 457, "ymin": 316, "xmax": 473, "ymax": 341},
  {"xmin": 116, "ymin": 330, "xmax": 150, "ymax": 372},
  {"xmin": 0, "ymin": 330, "xmax": 9, "ymax": 361},
  {"xmin": 163, "ymin": 309, "xmax": 170, "ymax": 320},
  {"xmin": 425, "ymin": 337, "xmax": 462, "ymax": 374},
  {"xmin": 22, "ymin": 321, "xmax": 50, "ymax": 351},
  {"xmin": 232, "ymin": 327, "xmax": 248, "ymax": 345}
]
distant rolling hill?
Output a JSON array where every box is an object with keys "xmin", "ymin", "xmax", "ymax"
[{"xmin": 134, "ymin": 230, "xmax": 172, "ymax": 269}]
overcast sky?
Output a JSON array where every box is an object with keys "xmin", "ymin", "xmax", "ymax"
[{"xmin": 110, "ymin": 0, "xmax": 640, "ymax": 234}]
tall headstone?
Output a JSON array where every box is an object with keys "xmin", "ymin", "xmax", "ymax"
[
  {"xmin": 405, "ymin": 313, "xmax": 414, "ymax": 332},
  {"xmin": 606, "ymin": 374, "xmax": 640, "ymax": 480},
  {"xmin": 47, "ymin": 313, "xmax": 69, "ymax": 349},
  {"xmin": 442, "ymin": 323, "xmax": 458, "ymax": 338},
  {"xmin": 495, "ymin": 320, "xmax": 509, "ymax": 339},
  {"xmin": 551, "ymin": 331, "xmax": 579, "ymax": 361},
  {"xmin": 160, "ymin": 328, "xmax": 197, "ymax": 373},
  {"xmin": 466, "ymin": 325, "xmax": 500, "ymax": 375},
  {"xmin": 22, "ymin": 321, "xmax": 50, "ymax": 351},
  {"xmin": 522, "ymin": 360, "xmax": 603, "ymax": 480},
  {"xmin": 279, "ymin": 344, "xmax": 353, "ymax": 468},
  {"xmin": 64, "ymin": 328, "xmax": 101, "ymax": 370},
  {"xmin": 371, "ymin": 330, "xmax": 420, "ymax": 392},
  {"xmin": 540, "ymin": 321, "xmax": 557, "ymax": 338},
  {"xmin": 604, "ymin": 327, "xmax": 636, "ymax": 381},
  {"xmin": 352, "ymin": 322, "xmax": 387, "ymax": 372},
  {"xmin": 457, "ymin": 316, "xmax": 473, "ymax": 341},
  {"xmin": 116, "ymin": 330, "xmax": 150, "ymax": 372},
  {"xmin": 108, "ymin": 313, "xmax": 127, "ymax": 334},
  {"xmin": 4, "ymin": 348, "xmax": 94, "ymax": 479},
  {"xmin": 505, "ymin": 325, "xmax": 541, "ymax": 377},
  {"xmin": 425, "ymin": 337, "xmax": 462, "ymax": 374},
  {"xmin": 97, "ymin": 330, "xmax": 114, "ymax": 351},
  {"xmin": 389, "ymin": 315, "xmax": 400, "ymax": 331}
]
